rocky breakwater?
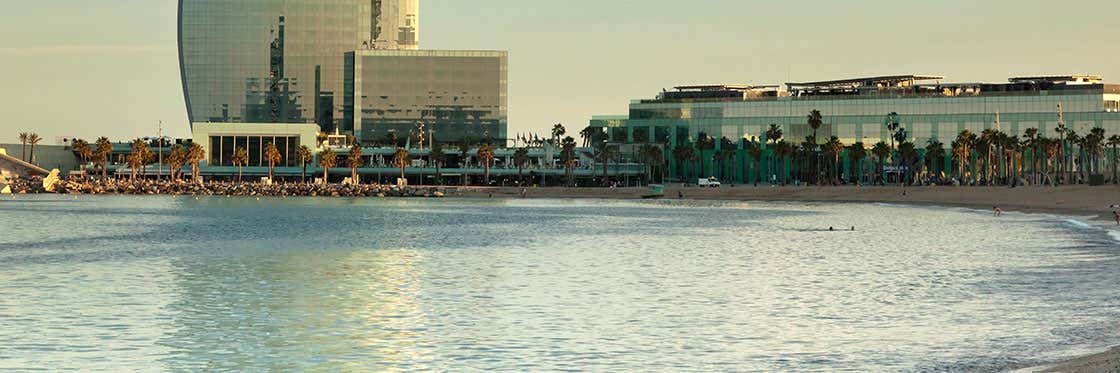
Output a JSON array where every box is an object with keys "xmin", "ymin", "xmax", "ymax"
[{"xmin": 5, "ymin": 177, "xmax": 449, "ymax": 198}]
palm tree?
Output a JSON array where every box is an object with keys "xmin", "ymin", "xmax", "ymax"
[
  {"xmin": 847, "ymin": 142, "xmax": 867, "ymax": 184},
  {"xmin": 978, "ymin": 129, "xmax": 999, "ymax": 185},
  {"xmin": 1042, "ymin": 137, "xmax": 1061, "ymax": 186},
  {"xmin": 695, "ymin": 133, "xmax": 715, "ymax": 177},
  {"xmin": 560, "ymin": 136, "xmax": 578, "ymax": 186},
  {"xmin": 808, "ymin": 110, "xmax": 824, "ymax": 182},
  {"xmin": 27, "ymin": 133, "xmax": 42, "ymax": 164},
  {"xmin": 347, "ymin": 143, "xmax": 363, "ymax": 184},
  {"xmin": 821, "ymin": 136, "xmax": 843, "ymax": 184},
  {"xmin": 18, "ymin": 132, "xmax": 29, "ymax": 162},
  {"xmin": 513, "ymin": 147, "xmax": 530, "ymax": 185},
  {"xmin": 1066, "ymin": 130, "xmax": 1080, "ymax": 183},
  {"xmin": 167, "ymin": 145, "xmax": 185, "ymax": 182},
  {"xmin": 1085, "ymin": 127, "xmax": 1106, "ymax": 178},
  {"xmin": 672, "ymin": 145, "xmax": 694, "ymax": 181},
  {"xmin": 186, "ymin": 142, "xmax": 204, "ymax": 183},
  {"xmin": 264, "ymin": 142, "xmax": 282, "ymax": 182},
  {"xmin": 95, "ymin": 137, "xmax": 113, "ymax": 179},
  {"xmin": 430, "ymin": 142, "xmax": 445, "ymax": 184},
  {"xmin": 1109, "ymin": 134, "xmax": 1120, "ymax": 184},
  {"xmin": 952, "ymin": 130, "xmax": 976, "ymax": 185},
  {"xmin": 925, "ymin": 138, "xmax": 945, "ymax": 181},
  {"xmin": 128, "ymin": 139, "xmax": 147, "ymax": 181},
  {"xmin": 871, "ymin": 141, "xmax": 890, "ymax": 185},
  {"xmin": 773, "ymin": 140, "xmax": 791, "ymax": 185},
  {"xmin": 748, "ymin": 141, "xmax": 763, "ymax": 186},
  {"xmin": 71, "ymin": 139, "xmax": 92, "ymax": 174},
  {"xmin": 296, "ymin": 145, "xmax": 313, "ymax": 184},
  {"xmin": 1023, "ymin": 128, "xmax": 1040, "ymax": 184},
  {"xmin": 579, "ymin": 126, "xmax": 598, "ymax": 148},
  {"xmin": 477, "ymin": 143, "xmax": 494, "ymax": 185},
  {"xmin": 594, "ymin": 141, "xmax": 615, "ymax": 182},
  {"xmin": 319, "ymin": 147, "xmax": 337, "ymax": 184},
  {"xmin": 898, "ymin": 141, "xmax": 919, "ymax": 185},
  {"xmin": 391, "ymin": 147, "xmax": 411, "ymax": 183},
  {"xmin": 231, "ymin": 146, "xmax": 249, "ymax": 182},
  {"xmin": 639, "ymin": 143, "xmax": 663, "ymax": 184},
  {"xmin": 551, "ymin": 123, "xmax": 566, "ymax": 146}
]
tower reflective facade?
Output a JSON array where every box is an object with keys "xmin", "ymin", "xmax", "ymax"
[
  {"xmin": 370, "ymin": 0, "xmax": 419, "ymax": 50},
  {"xmin": 178, "ymin": 0, "xmax": 374, "ymax": 131}
]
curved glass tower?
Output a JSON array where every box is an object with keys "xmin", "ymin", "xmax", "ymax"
[{"xmin": 178, "ymin": 0, "xmax": 391, "ymax": 131}]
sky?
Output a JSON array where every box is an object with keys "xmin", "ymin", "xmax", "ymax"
[{"xmin": 1, "ymin": 0, "xmax": 1119, "ymax": 144}]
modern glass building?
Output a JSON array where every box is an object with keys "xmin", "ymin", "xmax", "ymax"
[
  {"xmin": 591, "ymin": 74, "xmax": 1120, "ymax": 183},
  {"xmin": 344, "ymin": 50, "xmax": 508, "ymax": 144},
  {"xmin": 179, "ymin": 0, "xmax": 423, "ymax": 133}
]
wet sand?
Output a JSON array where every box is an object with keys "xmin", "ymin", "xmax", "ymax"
[
  {"xmin": 1016, "ymin": 347, "xmax": 1120, "ymax": 373},
  {"xmin": 458, "ymin": 184, "xmax": 1120, "ymax": 226}
]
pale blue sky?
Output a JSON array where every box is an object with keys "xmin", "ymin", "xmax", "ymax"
[{"xmin": 2, "ymin": 0, "xmax": 1118, "ymax": 143}]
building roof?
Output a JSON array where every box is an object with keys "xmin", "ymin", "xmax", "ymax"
[
  {"xmin": 672, "ymin": 84, "xmax": 778, "ymax": 91},
  {"xmin": 786, "ymin": 75, "xmax": 944, "ymax": 89},
  {"xmin": 1008, "ymin": 75, "xmax": 1102, "ymax": 83}
]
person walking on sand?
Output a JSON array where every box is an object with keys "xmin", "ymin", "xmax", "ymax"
[{"xmin": 678, "ymin": 190, "xmax": 684, "ymax": 199}]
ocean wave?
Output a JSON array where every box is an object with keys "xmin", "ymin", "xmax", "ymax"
[
  {"xmin": 1062, "ymin": 219, "xmax": 1093, "ymax": 229},
  {"xmin": 1109, "ymin": 231, "xmax": 1120, "ymax": 243}
]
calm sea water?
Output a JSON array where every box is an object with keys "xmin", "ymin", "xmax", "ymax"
[{"xmin": 1, "ymin": 195, "xmax": 1118, "ymax": 371}]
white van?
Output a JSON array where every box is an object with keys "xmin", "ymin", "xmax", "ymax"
[{"xmin": 698, "ymin": 177, "xmax": 721, "ymax": 188}]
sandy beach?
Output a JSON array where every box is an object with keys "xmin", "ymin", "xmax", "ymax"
[{"xmin": 459, "ymin": 184, "xmax": 1120, "ymax": 226}]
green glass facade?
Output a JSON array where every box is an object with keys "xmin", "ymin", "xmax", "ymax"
[
  {"xmin": 345, "ymin": 50, "xmax": 508, "ymax": 144},
  {"xmin": 592, "ymin": 83, "xmax": 1120, "ymax": 184}
]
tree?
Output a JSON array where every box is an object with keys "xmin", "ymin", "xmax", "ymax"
[
  {"xmin": 807, "ymin": 110, "xmax": 824, "ymax": 183},
  {"xmin": 695, "ymin": 133, "xmax": 715, "ymax": 177},
  {"xmin": 27, "ymin": 133, "xmax": 42, "ymax": 164},
  {"xmin": 823, "ymin": 136, "xmax": 844, "ymax": 184},
  {"xmin": 296, "ymin": 145, "xmax": 313, "ymax": 184},
  {"xmin": 765, "ymin": 124, "xmax": 783, "ymax": 145},
  {"xmin": 513, "ymin": 147, "xmax": 530, "ymax": 185},
  {"xmin": 672, "ymin": 145, "xmax": 694, "ymax": 181},
  {"xmin": 95, "ymin": 137, "xmax": 113, "ymax": 179},
  {"xmin": 477, "ymin": 143, "xmax": 495, "ymax": 185},
  {"xmin": 18, "ymin": 132, "xmax": 29, "ymax": 162},
  {"xmin": 430, "ymin": 142, "xmax": 445, "ymax": 184},
  {"xmin": 978, "ymin": 129, "xmax": 999, "ymax": 185},
  {"xmin": 1023, "ymin": 128, "xmax": 1040, "ymax": 184},
  {"xmin": 560, "ymin": 136, "xmax": 578, "ymax": 186},
  {"xmin": 551, "ymin": 123, "xmax": 566, "ymax": 146},
  {"xmin": 262, "ymin": 142, "xmax": 281, "ymax": 182},
  {"xmin": 128, "ymin": 139, "xmax": 147, "ymax": 181},
  {"xmin": 925, "ymin": 138, "xmax": 946, "ymax": 182},
  {"xmin": 393, "ymin": 148, "xmax": 410, "ymax": 184},
  {"xmin": 71, "ymin": 139, "xmax": 92, "ymax": 174},
  {"xmin": 871, "ymin": 141, "xmax": 890, "ymax": 185},
  {"xmin": 231, "ymin": 146, "xmax": 249, "ymax": 182},
  {"xmin": 952, "ymin": 130, "xmax": 976, "ymax": 185},
  {"xmin": 1041, "ymin": 137, "xmax": 1060, "ymax": 186},
  {"xmin": 847, "ymin": 142, "xmax": 867, "ymax": 184},
  {"xmin": 747, "ymin": 141, "xmax": 763, "ymax": 186},
  {"xmin": 639, "ymin": 143, "xmax": 663, "ymax": 184},
  {"xmin": 898, "ymin": 142, "xmax": 919, "ymax": 185},
  {"xmin": 347, "ymin": 143, "xmax": 363, "ymax": 184},
  {"xmin": 773, "ymin": 140, "xmax": 791, "ymax": 185},
  {"xmin": 1109, "ymin": 134, "xmax": 1120, "ymax": 184},
  {"xmin": 167, "ymin": 145, "xmax": 185, "ymax": 182},
  {"xmin": 579, "ymin": 126, "xmax": 599, "ymax": 148},
  {"xmin": 186, "ymin": 142, "xmax": 205, "ymax": 183},
  {"xmin": 1084, "ymin": 127, "xmax": 1106, "ymax": 177},
  {"xmin": 319, "ymin": 148, "xmax": 337, "ymax": 184}
]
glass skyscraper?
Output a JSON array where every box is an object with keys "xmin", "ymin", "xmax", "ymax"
[{"xmin": 179, "ymin": 0, "xmax": 419, "ymax": 132}]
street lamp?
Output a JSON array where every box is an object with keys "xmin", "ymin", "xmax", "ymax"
[{"xmin": 1056, "ymin": 103, "xmax": 1067, "ymax": 184}]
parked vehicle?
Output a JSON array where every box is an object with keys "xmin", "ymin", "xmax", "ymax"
[{"xmin": 698, "ymin": 177, "xmax": 721, "ymax": 188}]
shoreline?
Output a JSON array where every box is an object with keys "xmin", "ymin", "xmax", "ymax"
[{"xmin": 459, "ymin": 184, "xmax": 1120, "ymax": 228}]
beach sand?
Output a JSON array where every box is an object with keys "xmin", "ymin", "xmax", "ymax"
[
  {"xmin": 459, "ymin": 184, "xmax": 1120, "ymax": 225},
  {"xmin": 458, "ymin": 184, "xmax": 1120, "ymax": 372}
]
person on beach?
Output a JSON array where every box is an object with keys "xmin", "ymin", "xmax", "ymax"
[
  {"xmin": 994, "ymin": 206, "xmax": 1002, "ymax": 217},
  {"xmin": 1113, "ymin": 211, "xmax": 1119, "ymax": 226},
  {"xmin": 678, "ymin": 190, "xmax": 683, "ymax": 199}
]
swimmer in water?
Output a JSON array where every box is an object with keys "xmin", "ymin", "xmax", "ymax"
[{"xmin": 994, "ymin": 206, "xmax": 1003, "ymax": 217}]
